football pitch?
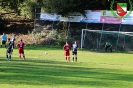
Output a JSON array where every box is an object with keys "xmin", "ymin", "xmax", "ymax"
[{"xmin": 0, "ymin": 45, "xmax": 133, "ymax": 88}]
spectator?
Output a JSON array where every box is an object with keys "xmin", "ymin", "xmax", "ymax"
[{"xmin": 1, "ymin": 33, "xmax": 7, "ymax": 48}]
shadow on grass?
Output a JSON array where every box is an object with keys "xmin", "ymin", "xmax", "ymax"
[{"xmin": 0, "ymin": 57, "xmax": 133, "ymax": 87}]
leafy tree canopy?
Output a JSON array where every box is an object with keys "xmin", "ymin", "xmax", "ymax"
[{"xmin": 0, "ymin": 0, "xmax": 130, "ymax": 19}]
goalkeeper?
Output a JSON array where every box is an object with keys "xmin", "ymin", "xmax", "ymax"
[{"xmin": 105, "ymin": 42, "xmax": 112, "ymax": 52}]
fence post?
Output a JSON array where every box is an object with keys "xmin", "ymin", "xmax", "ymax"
[
  {"xmin": 99, "ymin": 23, "xmax": 104, "ymax": 49},
  {"xmin": 81, "ymin": 29, "xmax": 84, "ymax": 49},
  {"xmin": 116, "ymin": 23, "xmax": 122, "ymax": 50}
]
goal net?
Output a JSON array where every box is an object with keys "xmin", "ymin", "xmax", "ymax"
[{"xmin": 81, "ymin": 29, "xmax": 133, "ymax": 51}]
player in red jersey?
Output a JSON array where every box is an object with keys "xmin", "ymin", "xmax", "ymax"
[
  {"xmin": 63, "ymin": 42, "xmax": 71, "ymax": 62},
  {"xmin": 17, "ymin": 39, "xmax": 26, "ymax": 60}
]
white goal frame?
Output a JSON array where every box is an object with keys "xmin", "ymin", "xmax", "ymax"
[{"xmin": 81, "ymin": 29, "xmax": 133, "ymax": 50}]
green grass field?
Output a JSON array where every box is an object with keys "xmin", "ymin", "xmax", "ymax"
[{"xmin": 0, "ymin": 45, "xmax": 133, "ymax": 88}]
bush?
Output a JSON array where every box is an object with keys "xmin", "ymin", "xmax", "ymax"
[{"xmin": 46, "ymin": 29, "xmax": 73, "ymax": 46}]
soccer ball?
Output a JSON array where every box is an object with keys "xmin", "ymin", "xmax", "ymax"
[{"xmin": 44, "ymin": 52, "xmax": 47, "ymax": 54}]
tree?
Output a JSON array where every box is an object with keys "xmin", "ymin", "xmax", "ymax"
[
  {"xmin": 42, "ymin": 0, "xmax": 91, "ymax": 16},
  {"xmin": 0, "ymin": 0, "xmax": 130, "ymax": 19},
  {"xmin": 18, "ymin": 0, "xmax": 39, "ymax": 19},
  {"xmin": 0, "ymin": 0, "xmax": 40, "ymax": 19},
  {"xmin": 0, "ymin": 0, "xmax": 24, "ymax": 13},
  {"xmin": 41, "ymin": 0, "xmax": 113, "ymax": 16}
]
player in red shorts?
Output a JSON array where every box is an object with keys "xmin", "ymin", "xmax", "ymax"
[
  {"xmin": 17, "ymin": 39, "xmax": 26, "ymax": 60},
  {"xmin": 63, "ymin": 42, "xmax": 71, "ymax": 62}
]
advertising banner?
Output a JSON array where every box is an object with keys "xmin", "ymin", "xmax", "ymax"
[
  {"xmin": 60, "ymin": 14, "xmax": 83, "ymax": 22},
  {"xmin": 100, "ymin": 16, "xmax": 122, "ymax": 24},
  {"xmin": 100, "ymin": 10, "xmax": 122, "ymax": 24},
  {"xmin": 101, "ymin": 10, "xmax": 114, "ymax": 16},
  {"xmin": 40, "ymin": 13, "xmax": 60, "ymax": 21},
  {"xmin": 40, "ymin": 9, "xmax": 133, "ymax": 24},
  {"xmin": 122, "ymin": 11, "xmax": 133, "ymax": 24},
  {"xmin": 80, "ymin": 10, "xmax": 101, "ymax": 23}
]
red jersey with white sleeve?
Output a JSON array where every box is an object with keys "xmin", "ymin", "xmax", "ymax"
[
  {"xmin": 17, "ymin": 41, "xmax": 25, "ymax": 49},
  {"xmin": 63, "ymin": 44, "xmax": 71, "ymax": 52},
  {"xmin": 17, "ymin": 41, "xmax": 25, "ymax": 54},
  {"xmin": 63, "ymin": 44, "xmax": 71, "ymax": 56}
]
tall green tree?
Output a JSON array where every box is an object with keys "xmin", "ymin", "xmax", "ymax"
[
  {"xmin": 0, "ymin": 0, "xmax": 24, "ymax": 13},
  {"xmin": 0, "ymin": 0, "xmax": 129, "ymax": 19},
  {"xmin": 18, "ymin": 0, "xmax": 40, "ymax": 19}
]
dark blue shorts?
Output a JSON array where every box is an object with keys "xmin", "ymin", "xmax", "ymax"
[
  {"xmin": 2, "ymin": 40, "xmax": 6, "ymax": 45},
  {"xmin": 7, "ymin": 49, "xmax": 12, "ymax": 54},
  {"xmin": 72, "ymin": 51, "xmax": 77, "ymax": 55}
]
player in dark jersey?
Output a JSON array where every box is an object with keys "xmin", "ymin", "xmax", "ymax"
[
  {"xmin": 11, "ymin": 34, "xmax": 16, "ymax": 48},
  {"xmin": 105, "ymin": 42, "xmax": 112, "ymax": 52},
  {"xmin": 10, "ymin": 34, "xmax": 16, "ymax": 54},
  {"xmin": 63, "ymin": 42, "xmax": 71, "ymax": 62},
  {"xmin": 6, "ymin": 38, "xmax": 13, "ymax": 61},
  {"xmin": 72, "ymin": 41, "xmax": 78, "ymax": 62}
]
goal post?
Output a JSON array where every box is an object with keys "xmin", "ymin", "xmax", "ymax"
[{"xmin": 81, "ymin": 29, "xmax": 133, "ymax": 51}]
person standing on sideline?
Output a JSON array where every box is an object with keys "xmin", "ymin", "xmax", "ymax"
[
  {"xmin": 1, "ymin": 33, "xmax": 7, "ymax": 48},
  {"xmin": 105, "ymin": 42, "xmax": 112, "ymax": 52},
  {"xmin": 63, "ymin": 42, "xmax": 71, "ymax": 62},
  {"xmin": 17, "ymin": 39, "xmax": 26, "ymax": 60},
  {"xmin": 6, "ymin": 38, "xmax": 13, "ymax": 61},
  {"xmin": 72, "ymin": 41, "xmax": 78, "ymax": 62}
]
